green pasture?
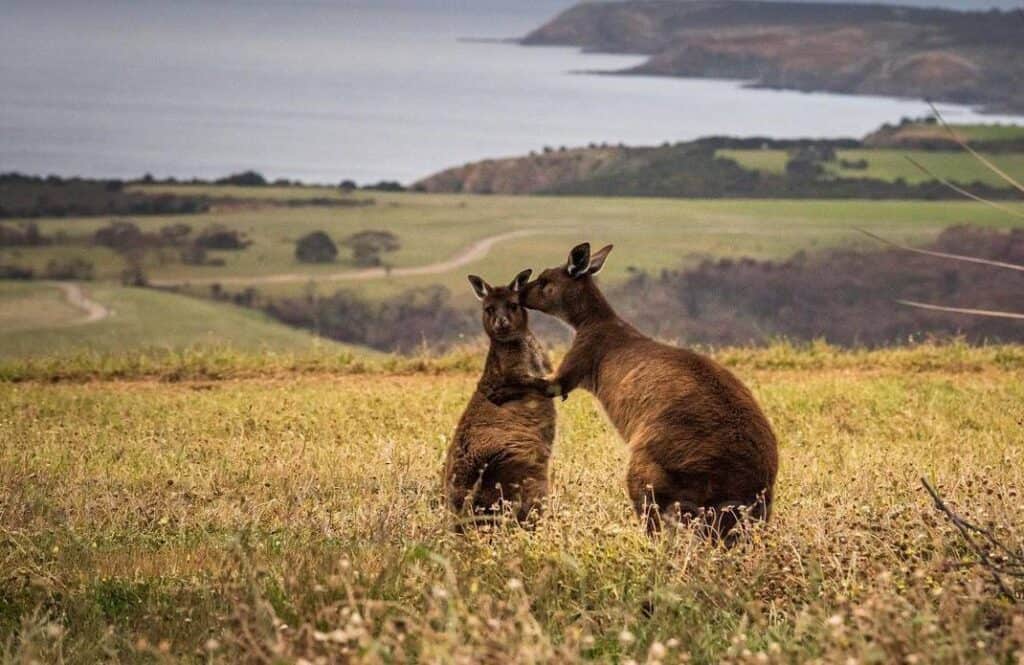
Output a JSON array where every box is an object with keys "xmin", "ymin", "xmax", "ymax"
[{"xmin": 0, "ymin": 282, "xmax": 349, "ymax": 358}]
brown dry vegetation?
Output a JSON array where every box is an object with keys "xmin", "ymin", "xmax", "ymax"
[{"xmin": 1, "ymin": 344, "xmax": 1022, "ymax": 663}]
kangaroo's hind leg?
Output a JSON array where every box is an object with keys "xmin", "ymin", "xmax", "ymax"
[{"xmin": 626, "ymin": 453, "xmax": 705, "ymax": 535}]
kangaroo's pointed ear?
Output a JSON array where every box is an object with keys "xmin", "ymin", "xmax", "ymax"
[
  {"xmin": 467, "ymin": 275, "xmax": 491, "ymax": 300},
  {"xmin": 509, "ymin": 268, "xmax": 532, "ymax": 292},
  {"xmin": 587, "ymin": 244, "xmax": 614, "ymax": 275},
  {"xmin": 567, "ymin": 242, "xmax": 591, "ymax": 278}
]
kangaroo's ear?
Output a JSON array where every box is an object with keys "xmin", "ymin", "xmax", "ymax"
[
  {"xmin": 509, "ymin": 268, "xmax": 532, "ymax": 292},
  {"xmin": 467, "ymin": 275, "xmax": 491, "ymax": 300},
  {"xmin": 567, "ymin": 242, "xmax": 591, "ymax": 278},
  {"xmin": 587, "ymin": 244, "xmax": 614, "ymax": 275}
]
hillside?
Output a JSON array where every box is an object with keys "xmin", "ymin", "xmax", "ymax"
[
  {"xmin": 415, "ymin": 131, "xmax": 1024, "ymax": 199},
  {"xmin": 0, "ymin": 282, "xmax": 360, "ymax": 358},
  {"xmin": 522, "ymin": 1, "xmax": 1024, "ymax": 114}
]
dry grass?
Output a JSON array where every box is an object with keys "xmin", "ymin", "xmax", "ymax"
[{"xmin": 1, "ymin": 344, "xmax": 1023, "ymax": 663}]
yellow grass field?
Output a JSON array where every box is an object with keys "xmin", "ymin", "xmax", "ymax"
[{"xmin": 2, "ymin": 343, "xmax": 1023, "ymax": 663}]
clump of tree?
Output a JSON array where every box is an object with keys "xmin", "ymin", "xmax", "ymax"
[
  {"xmin": 0, "ymin": 172, "xmax": 209, "ymax": 218},
  {"xmin": 362, "ymin": 181, "xmax": 404, "ymax": 192},
  {"xmin": 295, "ymin": 231, "xmax": 338, "ymax": 264},
  {"xmin": 341, "ymin": 230, "xmax": 400, "ymax": 267},
  {"xmin": 0, "ymin": 264, "xmax": 34, "ymax": 279},
  {"xmin": 0, "ymin": 222, "xmax": 50, "ymax": 247},
  {"xmin": 215, "ymin": 171, "xmax": 267, "ymax": 186},
  {"xmin": 262, "ymin": 285, "xmax": 474, "ymax": 352},
  {"xmin": 44, "ymin": 257, "xmax": 95, "ymax": 281},
  {"xmin": 195, "ymin": 225, "xmax": 250, "ymax": 250},
  {"xmin": 612, "ymin": 225, "xmax": 1024, "ymax": 347},
  {"xmin": 94, "ymin": 220, "xmax": 147, "ymax": 251}
]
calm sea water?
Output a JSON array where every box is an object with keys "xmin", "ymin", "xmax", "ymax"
[{"xmin": 2, "ymin": 0, "xmax": 1022, "ymax": 184}]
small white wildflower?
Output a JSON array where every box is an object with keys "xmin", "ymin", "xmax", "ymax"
[
  {"xmin": 619, "ymin": 629, "xmax": 635, "ymax": 645},
  {"xmin": 507, "ymin": 578, "xmax": 523, "ymax": 591},
  {"xmin": 827, "ymin": 614, "xmax": 844, "ymax": 627},
  {"xmin": 666, "ymin": 638, "xmax": 680, "ymax": 649},
  {"xmin": 204, "ymin": 638, "xmax": 220, "ymax": 652},
  {"xmin": 648, "ymin": 641, "xmax": 667, "ymax": 659}
]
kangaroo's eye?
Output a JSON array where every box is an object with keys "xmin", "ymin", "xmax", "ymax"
[
  {"xmin": 508, "ymin": 302, "xmax": 518, "ymax": 311},
  {"xmin": 484, "ymin": 306, "xmax": 495, "ymax": 315}
]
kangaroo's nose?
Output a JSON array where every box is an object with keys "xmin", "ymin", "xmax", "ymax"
[{"xmin": 495, "ymin": 316, "xmax": 510, "ymax": 329}]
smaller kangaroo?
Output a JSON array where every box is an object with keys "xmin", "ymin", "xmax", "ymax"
[
  {"xmin": 442, "ymin": 269, "xmax": 556, "ymax": 527},
  {"xmin": 491, "ymin": 243, "xmax": 778, "ymax": 539}
]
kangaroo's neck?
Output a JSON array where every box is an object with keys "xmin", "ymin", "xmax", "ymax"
[
  {"xmin": 480, "ymin": 333, "xmax": 546, "ymax": 385},
  {"xmin": 566, "ymin": 279, "xmax": 621, "ymax": 330}
]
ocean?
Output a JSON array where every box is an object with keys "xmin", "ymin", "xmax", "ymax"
[{"xmin": 2, "ymin": 0, "xmax": 1022, "ymax": 184}]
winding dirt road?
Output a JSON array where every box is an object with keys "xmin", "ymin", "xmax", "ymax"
[
  {"xmin": 51, "ymin": 282, "xmax": 111, "ymax": 325},
  {"xmin": 150, "ymin": 229, "xmax": 541, "ymax": 287}
]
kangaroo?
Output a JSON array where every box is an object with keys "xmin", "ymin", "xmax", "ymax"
[
  {"xmin": 442, "ymin": 269, "xmax": 556, "ymax": 527},
  {"xmin": 490, "ymin": 243, "xmax": 778, "ymax": 538}
]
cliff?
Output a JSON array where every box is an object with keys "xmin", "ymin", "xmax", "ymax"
[{"xmin": 521, "ymin": 1, "xmax": 1024, "ymax": 114}]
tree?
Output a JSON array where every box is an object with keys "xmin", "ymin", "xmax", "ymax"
[
  {"xmin": 295, "ymin": 231, "xmax": 338, "ymax": 264},
  {"xmin": 195, "ymin": 225, "xmax": 250, "ymax": 250},
  {"xmin": 341, "ymin": 230, "xmax": 400, "ymax": 267},
  {"xmin": 215, "ymin": 171, "xmax": 267, "ymax": 186}
]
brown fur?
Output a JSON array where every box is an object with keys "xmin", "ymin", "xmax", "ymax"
[
  {"xmin": 443, "ymin": 271, "xmax": 556, "ymax": 526},
  {"xmin": 492, "ymin": 244, "xmax": 778, "ymax": 537}
]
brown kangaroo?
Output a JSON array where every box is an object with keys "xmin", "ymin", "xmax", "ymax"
[
  {"xmin": 490, "ymin": 243, "xmax": 778, "ymax": 537},
  {"xmin": 442, "ymin": 269, "xmax": 556, "ymax": 526}
]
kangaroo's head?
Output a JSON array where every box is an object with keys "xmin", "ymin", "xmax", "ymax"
[
  {"xmin": 467, "ymin": 269, "xmax": 533, "ymax": 342},
  {"xmin": 520, "ymin": 242, "xmax": 613, "ymax": 323}
]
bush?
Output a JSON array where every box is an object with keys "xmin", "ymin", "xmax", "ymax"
[
  {"xmin": 341, "ymin": 230, "xmax": 399, "ymax": 267},
  {"xmin": 362, "ymin": 181, "xmax": 404, "ymax": 192},
  {"xmin": 0, "ymin": 264, "xmax": 34, "ymax": 279},
  {"xmin": 0, "ymin": 222, "xmax": 49, "ymax": 247},
  {"xmin": 295, "ymin": 231, "xmax": 338, "ymax": 264},
  {"xmin": 159, "ymin": 223, "xmax": 192, "ymax": 244},
  {"xmin": 94, "ymin": 221, "xmax": 145, "ymax": 251},
  {"xmin": 43, "ymin": 257, "xmax": 94, "ymax": 281},
  {"xmin": 215, "ymin": 171, "xmax": 267, "ymax": 186},
  {"xmin": 179, "ymin": 244, "xmax": 209, "ymax": 266},
  {"xmin": 195, "ymin": 225, "xmax": 250, "ymax": 250}
]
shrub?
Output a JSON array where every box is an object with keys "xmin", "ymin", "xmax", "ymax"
[
  {"xmin": 94, "ymin": 221, "xmax": 145, "ymax": 251},
  {"xmin": 295, "ymin": 231, "xmax": 338, "ymax": 264},
  {"xmin": 195, "ymin": 225, "xmax": 250, "ymax": 250},
  {"xmin": 215, "ymin": 171, "xmax": 267, "ymax": 186},
  {"xmin": 340, "ymin": 230, "xmax": 399, "ymax": 267},
  {"xmin": 159, "ymin": 223, "xmax": 192, "ymax": 244},
  {"xmin": 43, "ymin": 257, "xmax": 94, "ymax": 281},
  {"xmin": 0, "ymin": 264, "xmax": 34, "ymax": 279},
  {"xmin": 179, "ymin": 244, "xmax": 209, "ymax": 266}
]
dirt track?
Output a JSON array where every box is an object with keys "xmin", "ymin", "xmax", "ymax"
[
  {"xmin": 52, "ymin": 282, "xmax": 111, "ymax": 325},
  {"xmin": 150, "ymin": 230, "xmax": 540, "ymax": 287}
]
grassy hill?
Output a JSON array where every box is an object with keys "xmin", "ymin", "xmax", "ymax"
[
  {"xmin": 2, "ymin": 344, "xmax": 1022, "ymax": 661},
  {"xmin": 0, "ymin": 281, "xmax": 359, "ymax": 358},
  {"xmin": 5, "ymin": 190, "xmax": 1022, "ymax": 301}
]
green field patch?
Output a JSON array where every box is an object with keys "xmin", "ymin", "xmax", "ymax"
[
  {"xmin": 0, "ymin": 285, "xmax": 356, "ymax": 358},
  {"xmin": 716, "ymin": 148, "xmax": 790, "ymax": 175},
  {"xmin": 0, "ymin": 281, "xmax": 83, "ymax": 330},
  {"xmin": 828, "ymin": 149, "xmax": 1024, "ymax": 185}
]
